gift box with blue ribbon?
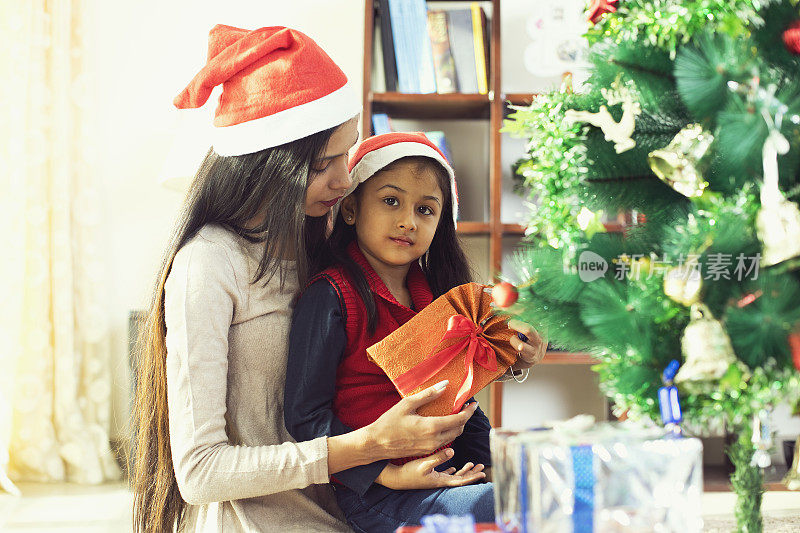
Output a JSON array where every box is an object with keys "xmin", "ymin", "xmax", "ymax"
[{"xmin": 490, "ymin": 417, "xmax": 703, "ymax": 533}]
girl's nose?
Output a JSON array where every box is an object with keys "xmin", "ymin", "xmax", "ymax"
[{"xmin": 397, "ymin": 209, "xmax": 417, "ymax": 231}]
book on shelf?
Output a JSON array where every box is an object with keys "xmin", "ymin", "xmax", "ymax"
[
  {"xmin": 371, "ymin": 113, "xmax": 393, "ymax": 135},
  {"xmin": 424, "ymin": 130, "xmax": 453, "ymax": 165},
  {"xmin": 470, "ymin": 3, "xmax": 489, "ymax": 95},
  {"xmin": 372, "ymin": 20, "xmax": 387, "ymax": 93},
  {"xmin": 387, "ymin": 0, "xmax": 437, "ymax": 94},
  {"xmin": 445, "ymin": 8, "xmax": 479, "ymax": 94},
  {"xmin": 407, "ymin": 0, "xmax": 438, "ymax": 94},
  {"xmin": 376, "ymin": 0, "xmax": 397, "ymax": 92},
  {"xmin": 427, "ymin": 10, "xmax": 458, "ymax": 94}
]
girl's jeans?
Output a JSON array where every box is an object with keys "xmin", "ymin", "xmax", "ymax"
[{"xmin": 334, "ymin": 481, "xmax": 494, "ymax": 533}]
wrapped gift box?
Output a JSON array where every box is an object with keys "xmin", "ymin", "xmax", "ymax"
[
  {"xmin": 396, "ymin": 514, "xmax": 501, "ymax": 532},
  {"xmin": 491, "ymin": 420, "xmax": 704, "ymax": 533},
  {"xmin": 396, "ymin": 525, "xmax": 501, "ymax": 533},
  {"xmin": 368, "ymin": 282, "xmax": 518, "ymax": 416}
]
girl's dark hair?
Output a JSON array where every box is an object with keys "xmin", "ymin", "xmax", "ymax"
[
  {"xmin": 131, "ymin": 125, "xmax": 336, "ymax": 533},
  {"xmin": 322, "ymin": 156, "xmax": 472, "ymax": 334}
]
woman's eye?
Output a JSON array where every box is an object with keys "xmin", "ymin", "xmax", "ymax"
[
  {"xmin": 418, "ymin": 205, "xmax": 434, "ymax": 216},
  {"xmin": 312, "ymin": 161, "xmax": 331, "ymax": 172},
  {"xmin": 383, "ymin": 197, "xmax": 399, "ymax": 206}
]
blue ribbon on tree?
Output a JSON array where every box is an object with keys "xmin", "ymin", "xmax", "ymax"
[{"xmin": 658, "ymin": 359, "xmax": 683, "ymax": 428}]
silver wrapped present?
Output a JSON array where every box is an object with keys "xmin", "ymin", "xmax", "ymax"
[{"xmin": 491, "ymin": 418, "xmax": 703, "ymax": 533}]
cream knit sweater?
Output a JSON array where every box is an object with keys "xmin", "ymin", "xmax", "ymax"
[{"xmin": 164, "ymin": 224, "xmax": 351, "ymax": 532}]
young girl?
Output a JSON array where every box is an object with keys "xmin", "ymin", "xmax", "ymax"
[
  {"xmin": 131, "ymin": 28, "xmax": 477, "ymax": 533},
  {"xmin": 285, "ymin": 132, "xmax": 544, "ymax": 531}
]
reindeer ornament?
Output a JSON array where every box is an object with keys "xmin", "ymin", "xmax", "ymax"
[{"xmin": 564, "ymin": 81, "xmax": 641, "ymax": 154}]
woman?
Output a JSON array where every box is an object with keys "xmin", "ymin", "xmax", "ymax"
[{"xmin": 130, "ymin": 25, "xmax": 546, "ymax": 533}]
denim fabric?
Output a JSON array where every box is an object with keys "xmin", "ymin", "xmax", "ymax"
[{"xmin": 334, "ymin": 482, "xmax": 494, "ymax": 533}]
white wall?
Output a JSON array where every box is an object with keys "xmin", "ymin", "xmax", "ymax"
[{"xmin": 86, "ymin": 0, "xmax": 366, "ymax": 440}]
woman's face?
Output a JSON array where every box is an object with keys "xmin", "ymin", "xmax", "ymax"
[{"xmin": 304, "ymin": 116, "xmax": 360, "ymax": 217}]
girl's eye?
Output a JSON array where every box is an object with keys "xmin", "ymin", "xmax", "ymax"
[
  {"xmin": 418, "ymin": 205, "xmax": 435, "ymax": 216},
  {"xmin": 383, "ymin": 197, "xmax": 399, "ymax": 206},
  {"xmin": 311, "ymin": 161, "xmax": 330, "ymax": 173}
]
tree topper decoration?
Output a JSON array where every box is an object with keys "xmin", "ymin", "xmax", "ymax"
[{"xmin": 564, "ymin": 79, "xmax": 641, "ymax": 153}]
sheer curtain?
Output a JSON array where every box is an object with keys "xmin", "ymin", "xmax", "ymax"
[{"xmin": 0, "ymin": 0, "xmax": 121, "ymax": 492}]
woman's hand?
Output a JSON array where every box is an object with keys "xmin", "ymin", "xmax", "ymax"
[
  {"xmin": 508, "ymin": 319, "xmax": 547, "ymax": 370},
  {"xmin": 376, "ymin": 448, "xmax": 486, "ymax": 490},
  {"xmin": 366, "ymin": 381, "xmax": 478, "ymax": 460}
]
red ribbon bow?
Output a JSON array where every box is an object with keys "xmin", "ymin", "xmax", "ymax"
[
  {"xmin": 394, "ymin": 315, "xmax": 498, "ymax": 413},
  {"xmin": 587, "ymin": 0, "xmax": 618, "ymax": 24}
]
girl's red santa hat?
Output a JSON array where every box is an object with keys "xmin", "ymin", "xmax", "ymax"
[
  {"xmin": 346, "ymin": 132, "xmax": 459, "ymax": 224},
  {"xmin": 174, "ymin": 25, "xmax": 361, "ymax": 157}
]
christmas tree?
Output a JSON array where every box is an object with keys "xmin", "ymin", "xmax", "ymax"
[{"xmin": 502, "ymin": 1, "xmax": 800, "ymax": 530}]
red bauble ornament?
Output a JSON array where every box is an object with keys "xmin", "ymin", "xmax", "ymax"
[
  {"xmin": 784, "ymin": 21, "xmax": 800, "ymax": 55},
  {"xmin": 492, "ymin": 282, "xmax": 519, "ymax": 308},
  {"xmin": 587, "ymin": 0, "xmax": 619, "ymax": 24},
  {"xmin": 789, "ymin": 331, "xmax": 800, "ymax": 371}
]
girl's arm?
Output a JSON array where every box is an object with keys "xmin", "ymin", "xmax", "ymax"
[
  {"xmin": 165, "ymin": 238, "xmax": 333, "ymax": 505},
  {"xmin": 450, "ymin": 399, "xmax": 493, "ymax": 481},
  {"xmin": 375, "ymin": 448, "xmax": 486, "ymax": 490},
  {"xmin": 450, "ymin": 399, "xmax": 492, "ymax": 467},
  {"xmin": 284, "ymin": 279, "xmax": 389, "ymax": 495}
]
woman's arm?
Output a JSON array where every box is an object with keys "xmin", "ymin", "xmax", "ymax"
[{"xmin": 165, "ymin": 239, "xmax": 332, "ymax": 505}]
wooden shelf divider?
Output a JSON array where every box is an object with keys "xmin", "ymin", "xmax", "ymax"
[
  {"xmin": 542, "ymin": 351, "xmax": 599, "ymax": 365},
  {"xmin": 371, "ymin": 92, "xmax": 490, "ymax": 119},
  {"xmin": 456, "ymin": 221, "xmax": 491, "ymax": 234},
  {"xmin": 501, "ymin": 223, "xmax": 526, "ymax": 235},
  {"xmin": 703, "ymin": 465, "xmax": 791, "ymax": 492},
  {"xmin": 503, "ymin": 93, "xmax": 538, "ymax": 106}
]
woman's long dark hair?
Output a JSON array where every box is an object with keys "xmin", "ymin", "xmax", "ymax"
[
  {"xmin": 321, "ymin": 156, "xmax": 473, "ymax": 334},
  {"xmin": 131, "ymin": 125, "xmax": 336, "ymax": 533}
]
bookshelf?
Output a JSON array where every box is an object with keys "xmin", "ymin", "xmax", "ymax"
[{"xmin": 360, "ymin": 0, "xmax": 602, "ymax": 426}]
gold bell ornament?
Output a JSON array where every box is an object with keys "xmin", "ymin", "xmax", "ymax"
[
  {"xmin": 648, "ymin": 124, "xmax": 714, "ymax": 198},
  {"xmin": 782, "ymin": 436, "xmax": 800, "ymax": 490},
  {"xmin": 663, "ymin": 257, "xmax": 703, "ymax": 307},
  {"xmin": 674, "ymin": 303, "xmax": 738, "ymax": 388},
  {"xmin": 756, "ymin": 129, "xmax": 800, "ymax": 266}
]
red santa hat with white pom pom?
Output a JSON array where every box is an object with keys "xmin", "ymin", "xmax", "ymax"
[
  {"xmin": 346, "ymin": 132, "xmax": 459, "ymax": 225},
  {"xmin": 173, "ymin": 25, "xmax": 361, "ymax": 156}
]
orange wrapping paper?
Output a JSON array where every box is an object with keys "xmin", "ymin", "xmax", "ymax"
[{"xmin": 367, "ymin": 282, "xmax": 518, "ymax": 416}]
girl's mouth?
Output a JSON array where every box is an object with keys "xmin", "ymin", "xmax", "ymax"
[
  {"xmin": 321, "ymin": 196, "xmax": 342, "ymax": 208},
  {"xmin": 390, "ymin": 237, "xmax": 413, "ymax": 246}
]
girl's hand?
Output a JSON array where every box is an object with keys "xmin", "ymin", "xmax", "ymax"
[
  {"xmin": 367, "ymin": 381, "xmax": 479, "ymax": 460},
  {"xmin": 508, "ymin": 319, "xmax": 547, "ymax": 370},
  {"xmin": 376, "ymin": 448, "xmax": 486, "ymax": 490}
]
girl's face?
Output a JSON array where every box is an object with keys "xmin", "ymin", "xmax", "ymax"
[
  {"xmin": 304, "ymin": 116, "xmax": 360, "ymax": 217},
  {"xmin": 341, "ymin": 160, "xmax": 444, "ymax": 270}
]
